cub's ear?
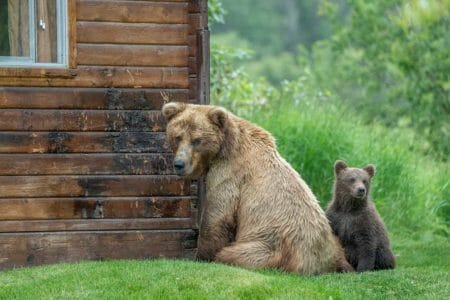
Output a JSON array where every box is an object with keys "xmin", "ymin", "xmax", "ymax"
[
  {"xmin": 208, "ymin": 107, "xmax": 228, "ymax": 130},
  {"xmin": 162, "ymin": 102, "xmax": 186, "ymax": 122},
  {"xmin": 334, "ymin": 160, "xmax": 348, "ymax": 175},
  {"xmin": 363, "ymin": 164, "xmax": 376, "ymax": 177}
]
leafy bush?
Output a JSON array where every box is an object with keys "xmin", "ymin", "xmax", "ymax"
[{"xmin": 309, "ymin": 0, "xmax": 450, "ymax": 159}]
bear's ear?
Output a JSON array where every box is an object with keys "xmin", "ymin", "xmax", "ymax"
[
  {"xmin": 208, "ymin": 107, "xmax": 228, "ymax": 130},
  {"xmin": 162, "ymin": 102, "xmax": 186, "ymax": 122},
  {"xmin": 363, "ymin": 164, "xmax": 376, "ymax": 177},
  {"xmin": 334, "ymin": 160, "xmax": 348, "ymax": 175}
]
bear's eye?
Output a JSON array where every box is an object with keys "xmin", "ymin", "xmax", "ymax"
[
  {"xmin": 192, "ymin": 138, "xmax": 201, "ymax": 147},
  {"xmin": 349, "ymin": 177, "xmax": 356, "ymax": 183},
  {"xmin": 175, "ymin": 136, "xmax": 182, "ymax": 145},
  {"xmin": 363, "ymin": 179, "xmax": 368, "ymax": 185}
]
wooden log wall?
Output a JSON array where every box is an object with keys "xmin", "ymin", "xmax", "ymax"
[{"xmin": 0, "ymin": 0, "xmax": 208, "ymax": 269}]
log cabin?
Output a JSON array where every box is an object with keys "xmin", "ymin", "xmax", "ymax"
[{"xmin": 0, "ymin": 0, "xmax": 209, "ymax": 269}]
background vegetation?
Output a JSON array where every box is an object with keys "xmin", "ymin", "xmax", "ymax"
[
  {"xmin": 211, "ymin": 0, "xmax": 449, "ymax": 160},
  {"xmin": 210, "ymin": 0, "xmax": 449, "ymax": 235}
]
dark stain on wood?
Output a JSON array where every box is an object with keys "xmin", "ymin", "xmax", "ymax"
[
  {"xmin": 0, "ymin": 132, "xmax": 170, "ymax": 154},
  {"xmin": 48, "ymin": 132, "xmax": 72, "ymax": 153}
]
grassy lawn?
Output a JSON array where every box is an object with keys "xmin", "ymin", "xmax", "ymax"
[{"xmin": 0, "ymin": 234, "xmax": 448, "ymax": 299}]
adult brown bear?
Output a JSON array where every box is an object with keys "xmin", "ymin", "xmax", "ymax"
[{"xmin": 162, "ymin": 102, "xmax": 352, "ymax": 274}]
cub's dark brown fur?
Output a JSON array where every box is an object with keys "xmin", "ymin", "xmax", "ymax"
[{"xmin": 326, "ymin": 160, "xmax": 395, "ymax": 272}]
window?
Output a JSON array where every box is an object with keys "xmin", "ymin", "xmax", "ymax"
[{"xmin": 0, "ymin": 0, "xmax": 67, "ymax": 67}]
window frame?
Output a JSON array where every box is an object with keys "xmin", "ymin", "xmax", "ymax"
[{"xmin": 0, "ymin": 0, "xmax": 68, "ymax": 68}]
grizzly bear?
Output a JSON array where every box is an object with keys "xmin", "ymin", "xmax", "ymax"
[
  {"xmin": 162, "ymin": 102, "xmax": 352, "ymax": 274},
  {"xmin": 326, "ymin": 160, "xmax": 395, "ymax": 272}
]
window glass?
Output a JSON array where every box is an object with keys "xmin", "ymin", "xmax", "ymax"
[
  {"xmin": 0, "ymin": 0, "xmax": 31, "ymax": 58},
  {"xmin": 0, "ymin": 0, "xmax": 66, "ymax": 66}
]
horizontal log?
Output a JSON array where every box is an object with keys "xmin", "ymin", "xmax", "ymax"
[
  {"xmin": 0, "ymin": 229, "xmax": 197, "ymax": 269},
  {"xmin": 0, "ymin": 132, "xmax": 170, "ymax": 153},
  {"xmin": 77, "ymin": 44, "xmax": 188, "ymax": 67},
  {"xmin": 0, "ymin": 218, "xmax": 193, "ymax": 232},
  {"xmin": 0, "ymin": 109, "xmax": 165, "ymax": 131},
  {"xmin": 0, "ymin": 68, "xmax": 77, "ymax": 78},
  {"xmin": 0, "ymin": 66, "xmax": 189, "ymax": 88},
  {"xmin": 77, "ymin": 0, "xmax": 188, "ymax": 23},
  {"xmin": 0, "ymin": 153, "xmax": 174, "ymax": 175},
  {"xmin": 0, "ymin": 175, "xmax": 189, "ymax": 198},
  {"xmin": 0, "ymin": 87, "xmax": 189, "ymax": 109},
  {"xmin": 77, "ymin": 22, "xmax": 188, "ymax": 45},
  {"xmin": 0, "ymin": 196, "xmax": 192, "ymax": 220}
]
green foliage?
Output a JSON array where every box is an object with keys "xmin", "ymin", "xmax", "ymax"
[
  {"xmin": 309, "ymin": 0, "xmax": 450, "ymax": 159},
  {"xmin": 208, "ymin": 0, "xmax": 226, "ymax": 25},
  {"xmin": 1, "ymin": 238, "xmax": 449, "ymax": 299},
  {"xmin": 214, "ymin": 0, "xmax": 338, "ymax": 57}
]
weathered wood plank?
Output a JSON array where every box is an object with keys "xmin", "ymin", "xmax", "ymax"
[
  {"xmin": 77, "ymin": 0, "xmax": 188, "ymax": 23},
  {"xmin": 0, "ymin": 176, "xmax": 188, "ymax": 198},
  {"xmin": 188, "ymin": 0, "xmax": 206, "ymax": 13},
  {"xmin": 0, "ymin": 132, "xmax": 170, "ymax": 153},
  {"xmin": 77, "ymin": 22, "xmax": 188, "ymax": 45},
  {"xmin": 0, "ymin": 109, "xmax": 165, "ymax": 131},
  {"xmin": 0, "ymin": 68, "xmax": 77, "ymax": 78},
  {"xmin": 0, "ymin": 230, "xmax": 197, "ymax": 269},
  {"xmin": 0, "ymin": 66, "xmax": 189, "ymax": 88},
  {"xmin": 0, "ymin": 153, "xmax": 174, "ymax": 175},
  {"xmin": 188, "ymin": 34, "xmax": 197, "ymax": 57},
  {"xmin": 0, "ymin": 87, "xmax": 188, "ymax": 109},
  {"xmin": 77, "ymin": 44, "xmax": 188, "ymax": 67},
  {"xmin": 0, "ymin": 218, "xmax": 193, "ymax": 232},
  {"xmin": 0, "ymin": 197, "xmax": 191, "ymax": 220},
  {"xmin": 69, "ymin": 0, "xmax": 77, "ymax": 68},
  {"xmin": 188, "ymin": 13, "xmax": 207, "ymax": 35}
]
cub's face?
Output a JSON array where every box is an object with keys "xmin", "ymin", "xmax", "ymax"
[
  {"xmin": 334, "ymin": 160, "xmax": 375, "ymax": 199},
  {"xmin": 162, "ymin": 103, "xmax": 228, "ymax": 178}
]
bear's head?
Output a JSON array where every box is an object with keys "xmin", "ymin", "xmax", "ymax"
[
  {"xmin": 162, "ymin": 102, "xmax": 229, "ymax": 178},
  {"xmin": 334, "ymin": 160, "xmax": 375, "ymax": 199}
]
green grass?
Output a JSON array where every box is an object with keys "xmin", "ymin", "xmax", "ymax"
[{"xmin": 0, "ymin": 235, "xmax": 448, "ymax": 299}]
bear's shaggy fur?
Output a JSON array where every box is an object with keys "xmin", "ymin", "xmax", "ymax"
[
  {"xmin": 162, "ymin": 102, "xmax": 352, "ymax": 274},
  {"xmin": 326, "ymin": 160, "xmax": 395, "ymax": 272}
]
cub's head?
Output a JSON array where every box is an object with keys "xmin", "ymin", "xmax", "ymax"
[
  {"xmin": 162, "ymin": 102, "xmax": 229, "ymax": 178},
  {"xmin": 334, "ymin": 160, "xmax": 375, "ymax": 199}
]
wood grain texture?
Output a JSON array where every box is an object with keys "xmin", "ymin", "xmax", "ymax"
[
  {"xmin": 77, "ymin": 22, "xmax": 188, "ymax": 45},
  {"xmin": 0, "ymin": 218, "xmax": 193, "ymax": 232},
  {"xmin": 0, "ymin": 109, "xmax": 165, "ymax": 131},
  {"xmin": 0, "ymin": 175, "xmax": 189, "ymax": 198},
  {"xmin": 0, "ymin": 197, "xmax": 192, "ymax": 220},
  {"xmin": 68, "ymin": 0, "xmax": 77, "ymax": 68},
  {"xmin": 0, "ymin": 230, "xmax": 197, "ymax": 269},
  {"xmin": 0, "ymin": 132, "xmax": 170, "ymax": 153},
  {"xmin": 77, "ymin": 44, "xmax": 188, "ymax": 67},
  {"xmin": 0, "ymin": 153, "xmax": 174, "ymax": 175},
  {"xmin": 0, "ymin": 87, "xmax": 188, "ymax": 109},
  {"xmin": 77, "ymin": 0, "xmax": 188, "ymax": 23},
  {"xmin": 0, "ymin": 66, "xmax": 189, "ymax": 88}
]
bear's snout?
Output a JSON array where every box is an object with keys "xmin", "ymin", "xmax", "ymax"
[
  {"xmin": 173, "ymin": 159, "xmax": 186, "ymax": 176},
  {"xmin": 356, "ymin": 187, "xmax": 366, "ymax": 198}
]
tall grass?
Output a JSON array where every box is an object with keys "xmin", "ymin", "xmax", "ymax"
[{"xmin": 224, "ymin": 80, "xmax": 449, "ymax": 236}]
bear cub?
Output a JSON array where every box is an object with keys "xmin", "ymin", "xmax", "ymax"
[{"xmin": 326, "ymin": 160, "xmax": 395, "ymax": 272}]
